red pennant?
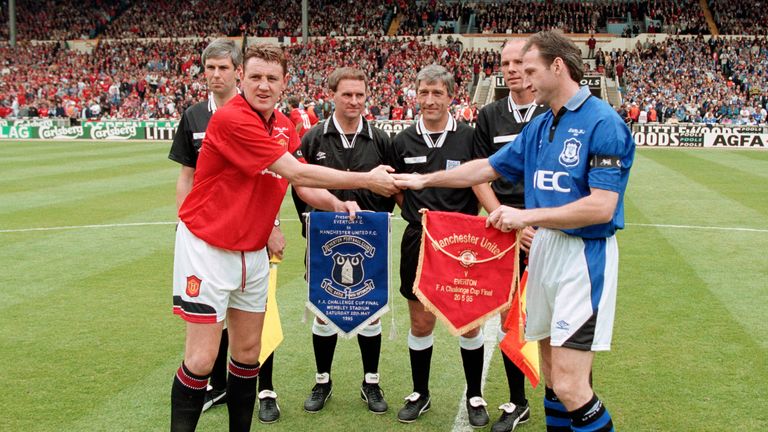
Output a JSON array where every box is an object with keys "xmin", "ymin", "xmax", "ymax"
[{"xmin": 413, "ymin": 210, "xmax": 519, "ymax": 335}]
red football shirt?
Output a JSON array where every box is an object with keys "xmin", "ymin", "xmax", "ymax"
[
  {"xmin": 179, "ymin": 95, "xmax": 301, "ymax": 251},
  {"xmin": 289, "ymin": 107, "xmax": 314, "ymax": 138}
]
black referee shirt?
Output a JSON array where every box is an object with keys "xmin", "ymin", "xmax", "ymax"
[
  {"xmin": 390, "ymin": 116, "xmax": 478, "ymax": 226},
  {"xmin": 168, "ymin": 98, "xmax": 216, "ymax": 168},
  {"xmin": 473, "ymin": 97, "xmax": 548, "ymax": 208},
  {"xmin": 301, "ymin": 115, "xmax": 396, "ymax": 213}
]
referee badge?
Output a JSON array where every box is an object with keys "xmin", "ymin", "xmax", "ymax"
[
  {"xmin": 185, "ymin": 275, "xmax": 202, "ymax": 298},
  {"xmin": 559, "ymin": 138, "xmax": 582, "ymax": 168}
]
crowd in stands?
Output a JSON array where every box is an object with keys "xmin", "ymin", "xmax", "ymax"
[
  {"xmin": 618, "ymin": 36, "xmax": 768, "ymax": 124},
  {"xmin": 473, "ymin": 0, "xmax": 609, "ymax": 35},
  {"xmin": 0, "ymin": 0, "xmax": 126, "ymax": 41},
  {"xmin": 0, "ymin": 36, "xmax": 489, "ymax": 120},
  {"xmin": 709, "ymin": 0, "xmax": 768, "ymax": 35},
  {"xmin": 285, "ymin": 37, "xmax": 480, "ymax": 121}
]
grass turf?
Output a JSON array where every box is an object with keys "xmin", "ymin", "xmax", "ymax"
[{"xmin": 0, "ymin": 141, "xmax": 766, "ymax": 431}]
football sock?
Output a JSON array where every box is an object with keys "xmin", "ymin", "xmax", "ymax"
[
  {"xmin": 209, "ymin": 328, "xmax": 229, "ymax": 391},
  {"xmin": 312, "ymin": 319, "xmax": 338, "ymax": 375},
  {"xmin": 570, "ymin": 394, "xmax": 614, "ymax": 432},
  {"xmin": 459, "ymin": 331, "xmax": 484, "ymax": 398},
  {"xmin": 408, "ymin": 331, "xmax": 433, "ymax": 396},
  {"xmin": 257, "ymin": 352, "xmax": 274, "ymax": 392},
  {"xmin": 544, "ymin": 387, "xmax": 571, "ymax": 432},
  {"xmin": 357, "ymin": 321, "xmax": 382, "ymax": 375},
  {"xmin": 312, "ymin": 333, "xmax": 338, "ymax": 375},
  {"xmin": 226, "ymin": 357, "xmax": 260, "ymax": 432},
  {"xmin": 501, "ymin": 349, "xmax": 528, "ymax": 406},
  {"xmin": 171, "ymin": 362, "xmax": 209, "ymax": 432}
]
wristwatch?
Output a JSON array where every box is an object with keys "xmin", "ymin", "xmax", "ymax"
[{"xmin": 274, "ymin": 219, "xmax": 281, "ymax": 227}]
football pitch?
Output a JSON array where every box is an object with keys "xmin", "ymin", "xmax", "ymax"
[{"xmin": 1, "ymin": 140, "xmax": 766, "ymax": 431}]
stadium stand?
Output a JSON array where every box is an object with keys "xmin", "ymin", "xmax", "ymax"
[{"xmin": 0, "ymin": 0, "xmax": 765, "ymax": 122}]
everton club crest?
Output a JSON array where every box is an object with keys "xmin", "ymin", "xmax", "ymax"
[
  {"xmin": 307, "ymin": 212, "xmax": 390, "ymax": 337},
  {"xmin": 559, "ymin": 137, "xmax": 582, "ymax": 167}
]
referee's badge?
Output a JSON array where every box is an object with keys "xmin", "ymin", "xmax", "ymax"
[
  {"xmin": 185, "ymin": 275, "xmax": 202, "ymax": 298},
  {"xmin": 559, "ymin": 138, "xmax": 582, "ymax": 168},
  {"xmin": 446, "ymin": 159, "xmax": 461, "ymax": 170}
]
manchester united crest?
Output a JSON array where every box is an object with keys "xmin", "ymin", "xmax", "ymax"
[{"xmin": 186, "ymin": 275, "xmax": 202, "ymax": 297}]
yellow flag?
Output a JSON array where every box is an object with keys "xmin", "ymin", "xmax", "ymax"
[{"xmin": 259, "ymin": 257, "xmax": 283, "ymax": 364}]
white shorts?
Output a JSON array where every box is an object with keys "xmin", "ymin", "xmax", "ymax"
[
  {"xmin": 173, "ymin": 222, "xmax": 269, "ymax": 323},
  {"xmin": 525, "ymin": 228, "xmax": 618, "ymax": 351}
]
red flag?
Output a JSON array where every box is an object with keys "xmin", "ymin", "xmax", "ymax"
[
  {"xmin": 414, "ymin": 210, "xmax": 519, "ymax": 335},
  {"xmin": 500, "ymin": 269, "xmax": 540, "ymax": 388}
]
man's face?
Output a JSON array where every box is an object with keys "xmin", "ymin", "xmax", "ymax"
[
  {"xmin": 416, "ymin": 80, "xmax": 451, "ymax": 125},
  {"xmin": 501, "ymin": 41, "xmax": 527, "ymax": 93},
  {"xmin": 522, "ymin": 48, "xmax": 558, "ymax": 106},
  {"xmin": 241, "ymin": 58, "xmax": 288, "ymax": 117},
  {"xmin": 204, "ymin": 57, "xmax": 240, "ymax": 97},
  {"xmin": 331, "ymin": 79, "xmax": 367, "ymax": 122}
]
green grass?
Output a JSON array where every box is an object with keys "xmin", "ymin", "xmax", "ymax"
[{"xmin": 1, "ymin": 141, "xmax": 766, "ymax": 431}]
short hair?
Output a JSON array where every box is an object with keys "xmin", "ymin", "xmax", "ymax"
[
  {"xmin": 327, "ymin": 67, "xmax": 368, "ymax": 92},
  {"xmin": 415, "ymin": 64, "xmax": 455, "ymax": 97},
  {"xmin": 523, "ymin": 30, "xmax": 584, "ymax": 83},
  {"xmin": 286, "ymin": 96, "xmax": 300, "ymax": 108},
  {"xmin": 243, "ymin": 43, "xmax": 287, "ymax": 75},
  {"xmin": 201, "ymin": 39, "xmax": 242, "ymax": 68}
]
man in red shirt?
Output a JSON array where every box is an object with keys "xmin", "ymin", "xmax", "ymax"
[
  {"xmin": 170, "ymin": 43, "xmax": 398, "ymax": 432},
  {"xmin": 287, "ymin": 96, "xmax": 318, "ymax": 138}
]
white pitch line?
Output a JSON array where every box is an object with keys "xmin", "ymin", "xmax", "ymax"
[
  {"xmin": 626, "ymin": 222, "xmax": 768, "ymax": 233},
  {"xmin": 452, "ymin": 315, "xmax": 500, "ymax": 432}
]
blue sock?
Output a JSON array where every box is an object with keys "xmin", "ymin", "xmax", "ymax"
[
  {"xmin": 570, "ymin": 393, "xmax": 614, "ymax": 432},
  {"xmin": 544, "ymin": 387, "xmax": 571, "ymax": 431}
]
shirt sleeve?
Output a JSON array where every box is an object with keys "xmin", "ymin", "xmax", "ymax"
[
  {"xmin": 587, "ymin": 114, "xmax": 635, "ymax": 193},
  {"xmin": 168, "ymin": 110, "xmax": 195, "ymax": 167},
  {"xmin": 488, "ymin": 124, "xmax": 527, "ymax": 184},
  {"xmin": 208, "ymin": 114, "xmax": 286, "ymax": 174},
  {"xmin": 472, "ymin": 108, "xmax": 493, "ymax": 159}
]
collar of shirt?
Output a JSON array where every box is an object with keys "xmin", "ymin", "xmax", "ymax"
[
  {"xmin": 416, "ymin": 115, "xmax": 456, "ymax": 148},
  {"xmin": 563, "ymin": 86, "xmax": 592, "ymax": 112}
]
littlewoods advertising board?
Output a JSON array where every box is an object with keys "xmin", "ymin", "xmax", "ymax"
[
  {"xmin": 2, "ymin": 120, "xmax": 767, "ymax": 149},
  {"xmin": 0, "ymin": 121, "xmax": 178, "ymax": 141}
]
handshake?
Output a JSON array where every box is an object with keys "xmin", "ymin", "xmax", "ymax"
[{"xmin": 364, "ymin": 165, "xmax": 429, "ymax": 197}]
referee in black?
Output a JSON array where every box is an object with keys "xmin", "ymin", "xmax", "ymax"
[
  {"xmin": 167, "ymin": 38, "xmax": 283, "ymax": 424},
  {"xmin": 472, "ymin": 38, "xmax": 547, "ymax": 432},
  {"xmin": 390, "ymin": 64, "xmax": 489, "ymax": 427},
  {"xmin": 298, "ymin": 67, "xmax": 395, "ymax": 415}
]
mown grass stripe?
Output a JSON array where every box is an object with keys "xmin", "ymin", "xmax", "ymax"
[
  {"xmin": 638, "ymin": 149, "xmax": 768, "ymax": 218},
  {"xmin": 0, "ymin": 167, "xmax": 176, "ymax": 215}
]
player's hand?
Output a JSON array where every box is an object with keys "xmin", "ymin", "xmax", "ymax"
[
  {"xmin": 486, "ymin": 205, "xmax": 526, "ymax": 232},
  {"xmin": 520, "ymin": 226, "xmax": 537, "ymax": 253},
  {"xmin": 392, "ymin": 173, "xmax": 427, "ymax": 190},
  {"xmin": 267, "ymin": 225, "xmax": 286, "ymax": 260},
  {"xmin": 333, "ymin": 200, "xmax": 361, "ymax": 221},
  {"xmin": 367, "ymin": 165, "xmax": 398, "ymax": 197}
]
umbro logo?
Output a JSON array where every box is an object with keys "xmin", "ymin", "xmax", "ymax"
[
  {"xmin": 316, "ymin": 151, "xmax": 326, "ymax": 160},
  {"xmin": 555, "ymin": 320, "xmax": 570, "ymax": 330}
]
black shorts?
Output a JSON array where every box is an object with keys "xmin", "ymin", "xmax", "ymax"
[{"xmin": 399, "ymin": 224, "xmax": 423, "ymax": 301}]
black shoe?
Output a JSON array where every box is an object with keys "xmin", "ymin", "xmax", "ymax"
[
  {"xmin": 258, "ymin": 390, "xmax": 281, "ymax": 424},
  {"xmin": 202, "ymin": 385, "xmax": 227, "ymax": 413},
  {"xmin": 466, "ymin": 396, "xmax": 490, "ymax": 428},
  {"xmin": 397, "ymin": 392, "xmax": 431, "ymax": 423},
  {"xmin": 360, "ymin": 373, "xmax": 388, "ymax": 414},
  {"xmin": 304, "ymin": 374, "xmax": 332, "ymax": 413},
  {"xmin": 491, "ymin": 402, "xmax": 531, "ymax": 432}
]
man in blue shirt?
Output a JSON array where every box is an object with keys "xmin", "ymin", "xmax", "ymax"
[{"xmin": 394, "ymin": 30, "xmax": 634, "ymax": 432}]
